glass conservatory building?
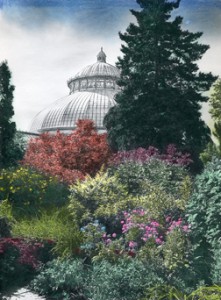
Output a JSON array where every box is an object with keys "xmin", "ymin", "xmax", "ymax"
[{"xmin": 30, "ymin": 48, "xmax": 120, "ymax": 134}]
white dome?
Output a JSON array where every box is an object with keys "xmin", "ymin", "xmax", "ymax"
[
  {"xmin": 30, "ymin": 90, "xmax": 117, "ymax": 133},
  {"xmin": 71, "ymin": 62, "xmax": 120, "ymax": 80},
  {"xmin": 30, "ymin": 48, "xmax": 120, "ymax": 134}
]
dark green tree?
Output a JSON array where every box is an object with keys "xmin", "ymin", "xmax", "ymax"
[
  {"xmin": 104, "ymin": 0, "xmax": 217, "ymax": 165},
  {"xmin": 0, "ymin": 61, "xmax": 22, "ymax": 167}
]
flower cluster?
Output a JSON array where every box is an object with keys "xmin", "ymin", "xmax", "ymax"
[
  {"xmin": 80, "ymin": 220, "xmax": 106, "ymax": 252},
  {"xmin": 166, "ymin": 216, "xmax": 190, "ymax": 233},
  {"xmin": 121, "ymin": 209, "xmax": 164, "ymax": 250},
  {"xmin": 109, "ymin": 144, "xmax": 192, "ymax": 166}
]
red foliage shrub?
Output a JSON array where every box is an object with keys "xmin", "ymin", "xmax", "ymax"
[
  {"xmin": 0, "ymin": 238, "xmax": 45, "ymax": 269},
  {"xmin": 109, "ymin": 144, "xmax": 192, "ymax": 167},
  {"xmin": 23, "ymin": 120, "xmax": 112, "ymax": 184}
]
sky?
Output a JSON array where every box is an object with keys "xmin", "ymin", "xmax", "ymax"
[{"xmin": 0, "ymin": 0, "xmax": 221, "ymax": 131}]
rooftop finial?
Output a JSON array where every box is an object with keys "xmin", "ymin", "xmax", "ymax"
[{"xmin": 97, "ymin": 47, "xmax": 106, "ymax": 63}]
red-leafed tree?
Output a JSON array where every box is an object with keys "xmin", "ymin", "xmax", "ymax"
[{"xmin": 22, "ymin": 120, "xmax": 112, "ymax": 184}]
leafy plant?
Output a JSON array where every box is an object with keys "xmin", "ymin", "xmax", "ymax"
[
  {"xmin": 88, "ymin": 259, "xmax": 165, "ymax": 300},
  {"xmin": 68, "ymin": 171, "xmax": 133, "ymax": 226},
  {"xmin": 211, "ymin": 241, "xmax": 221, "ymax": 284},
  {"xmin": 30, "ymin": 259, "xmax": 88, "ymax": 300},
  {"xmin": 108, "ymin": 158, "xmax": 191, "ymax": 209},
  {"xmin": 23, "ymin": 120, "xmax": 111, "ymax": 184},
  {"xmin": 12, "ymin": 208, "xmax": 83, "ymax": 258},
  {"xmin": 186, "ymin": 158, "xmax": 221, "ymax": 284},
  {"xmin": 0, "ymin": 166, "xmax": 69, "ymax": 217},
  {"xmin": 110, "ymin": 145, "xmax": 192, "ymax": 167},
  {"xmin": 0, "ymin": 237, "xmax": 53, "ymax": 293}
]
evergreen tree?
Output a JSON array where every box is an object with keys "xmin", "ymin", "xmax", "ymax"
[
  {"xmin": 0, "ymin": 61, "xmax": 21, "ymax": 167},
  {"xmin": 104, "ymin": 0, "xmax": 217, "ymax": 164}
]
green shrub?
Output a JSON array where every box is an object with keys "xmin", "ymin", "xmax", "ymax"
[
  {"xmin": 142, "ymin": 285, "xmax": 221, "ymax": 300},
  {"xmin": 200, "ymin": 142, "xmax": 220, "ymax": 165},
  {"xmin": 162, "ymin": 227, "xmax": 189, "ymax": 271},
  {"xmin": 186, "ymin": 158, "xmax": 221, "ymax": 284},
  {"xmin": 109, "ymin": 159, "xmax": 191, "ymax": 201},
  {"xmin": 31, "ymin": 258, "xmax": 165, "ymax": 300},
  {"xmin": 68, "ymin": 171, "xmax": 134, "ymax": 225},
  {"xmin": 88, "ymin": 259, "xmax": 164, "ymax": 300},
  {"xmin": 211, "ymin": 241, "xmax": 221, "ymax": 284},
  {"xmin": 141, "ymin": 285, "xmax": 188, "ymax": 300},
  {"xmin": 31, "ymin": 259, "xmax": 88, "ymax": 300},
  {"xmin": 190, "ymin": 285, "xmax": 221, "ymax": 299},
  {"xmin": 12, "ymin": 208, "xmax": 83, "ymax": 258},
  {"xmin": 0, "ymin": 166, "xmax": 69, "ymax": 217},
  {"xmin": 69, "ymin": 169, "xmax": 186, "ymax": 227}
]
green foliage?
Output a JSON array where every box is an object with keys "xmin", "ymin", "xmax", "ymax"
[
  {"xmin": 69, "ymin": 161, "xmax": 190, "ymax": 227},
  {"xmin": 0, "ymin": 166, "xmax": 69, "ymax": 217},
  {"xmin": 0, "ymin": 61, "xmax": 23, "ymax": 167},
  {"xmin": 200, "ymin": 142, "xmax": 220, "ymax": 165},
  {"xmin": 31, "ymin": 258, "xmax": 165, "ymax": 300},
  {"xmin": 0, "ymin": 241, "xmax": 34, "ymax": 293},
  {"xmin": 68, "ymin": 171, "xmax": 133, "ymax": 225},
  {"xmin": 0, "ymin": 216, "xmax": 11, "ymax": 237},
  {"xmin": 211, "ymin": 241, "xmax": 221, "ymax": 284},
  {"xmin": 186, "ymin": 158, "xmax": 221, "ymax": 284},
  {"xmin": 30, "ymin": 259, "xmax": 88, "ymax": 300},
  {"xmin": 190, "ymin": 285, "xmax": 221, "ymax": 299},
  {"xmin": 209, "ymin": 78, "xmax": 221, "ymax": 122},
  {"xmin": 104, "ymin": 0, "xmax": 216, "ymax": 165},
  {"xmin": 110, "ymin": 159, "xmax": 191, "ymax": 204},
  {"xmin": 142, "ymin": 285, "xmax": 221, "ymax": 300},
  {"xmin": 162, "ymin": 228, "xmax": 189, "ymax": 271},
  {"xmin": 142, "ymin": 285, "xmax": 188, "ymax": 300},
  {"xmin": 88, "ymin": 259, "xmax": 164, "ymax": 300},
  {"xmin": 12, "ymin": 208, "xmax": 83, "ymax": 258}
]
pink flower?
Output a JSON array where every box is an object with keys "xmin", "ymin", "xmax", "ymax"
[
  {"xmin": 129, "ymin": 241, "xmax": 137, "ymax": 248},
  {"xmin": 155, "ymin": 238, "xmax": 163, "ymax": 245},
  {"xmin": 112, "ymin": 233, "xmax": 117, "ymax": 238},
  {"xmin": 182, "ymin": 225, "xmax": 190, "ymax": 232}
]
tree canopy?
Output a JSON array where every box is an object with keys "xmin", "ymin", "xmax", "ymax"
[
  {"xmin": 104, "ymin": 0, "xmax": 217, "ymax": 165},
  {"xmin": 22, "ymin": 120, "xmax": 112, "ymax": 184}
]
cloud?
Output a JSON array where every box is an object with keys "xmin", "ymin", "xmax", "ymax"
[
  {"xmin": 0, "ymin": 6, "xmax": 134, "ymax": 130},
  {"xmin": 0, "ymin": 0, "xmax": 220, "ymax": 131}
]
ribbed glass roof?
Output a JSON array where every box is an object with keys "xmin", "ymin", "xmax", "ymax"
[{"xmin": 30, "ymin": 48, "xmax": 120, "ymax": 134}]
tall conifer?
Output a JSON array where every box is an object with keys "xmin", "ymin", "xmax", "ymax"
[
  {"xmin": 104, "ymin": 0, "xmax": 217, "ymax": 163},
  {"xmin": 0, "ymin": 61, "xmax": 17, "ymax": 167}
]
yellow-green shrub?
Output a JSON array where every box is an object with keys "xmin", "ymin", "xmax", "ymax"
[
  {"xmin": 68, "ymin": 170, "xmax": 182, "ymax": 225},
  {"xmin": 69, "ymin": 171, "xmax": 133, "ymax": 224},
  {"xmin": 0, "ymin": 167, "xmax": 69, "ymax": 217}
]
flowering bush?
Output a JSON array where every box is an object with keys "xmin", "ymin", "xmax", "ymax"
[
  {"xmin": 109, "ymin": 144, "xmax": 192, "ymax": 167},
  {"xmin": 23, "ymin": 120, "xmax": 112, "ymax": 184},
  {"xmin": 78, "ymin": 208, "xmax": 190, "ymax": 266},
  {"xmin": 68, "ymin": 168, "xmax": 185, "ymax": 228},
  {"xmin": 108, "ymin": 157, "xmax": 192, "ymax": 213}
]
